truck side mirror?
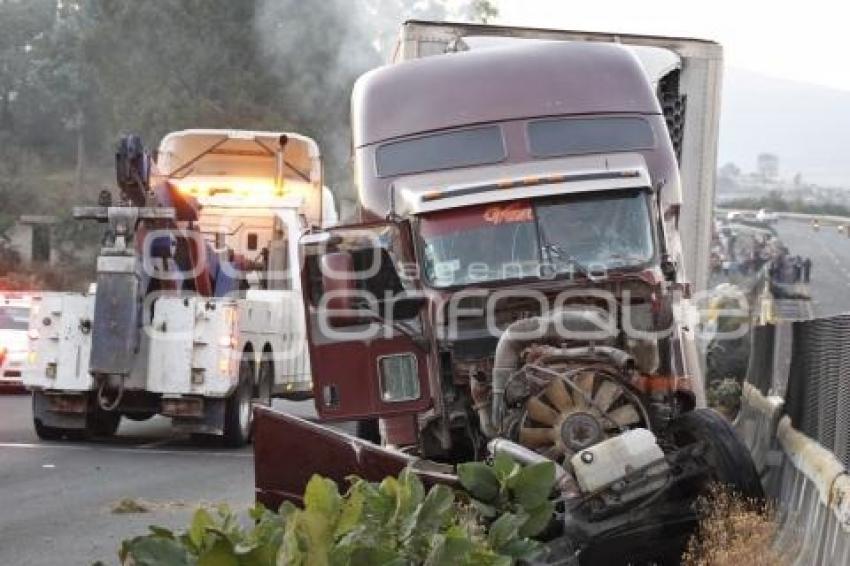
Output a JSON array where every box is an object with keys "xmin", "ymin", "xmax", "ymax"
[
  {"xmin": 321, "ymin": 252, "xmax": 364, "ymax": 327},
  {"xmin": 660, "ymin": 254, "xmax": 677, "ymax": 282}
]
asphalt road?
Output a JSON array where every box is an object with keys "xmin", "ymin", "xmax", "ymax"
[
  {"xmin": 774, "ymin": 218, "xmax": 850, "ymax": 318},
  {"xmin": 0, "ymin": 394, "xmax": 334, "ymax": 566}
]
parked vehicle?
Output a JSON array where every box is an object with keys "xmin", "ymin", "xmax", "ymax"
[
  {"xmin": 255, "ymin": 21, "xmax": 761, "ymax": 562},
  {"xmin": 23, "ymin": 129, "xmax": 336, "ymax": 445},
  {"xmin": 755, "ymin": 208, "xmax": 778, "ymax": 224},
  {"xmin": 0, "ymin": 293, "xmax": 32, "ymax": 391}
]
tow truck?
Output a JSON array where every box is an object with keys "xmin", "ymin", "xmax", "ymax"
[{"xmin": 24, "ymin": 129, "xmax": 336, "ymax": 445}]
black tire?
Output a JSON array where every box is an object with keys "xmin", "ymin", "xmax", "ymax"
[
  {"xmin": 223, "ymin": 358, "xmax": 254, "ymax": 447},
  {"xmin": 33, "ymin": 417, "xmax": 64, "ymax": 441},
  {"xmin": 87, "ymin": 408, "xmax": 121, "ymax": 438},
  {"xmin": 668, "ymin": 408, "xmax": 764, "ymax": 500},
  {"xmin": 32, "ymin": 393, "xmax": 70, "ymax": 441},
  {"xmin": 257, "ymin": 358, "xmax": 274, "ymax": 407},
  {"xmin": 123, "ymin": 412, "xmax": 156, "ymax": 422}
]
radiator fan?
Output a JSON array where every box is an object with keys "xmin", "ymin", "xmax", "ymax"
[{"xmin": 518, "ymin": 369, "xmax": 646, "ymax": 465}]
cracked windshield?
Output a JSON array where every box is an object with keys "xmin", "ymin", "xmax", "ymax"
[{"xmin": 420, "ymin": 190, "xmax": 654, "ymax": 286}]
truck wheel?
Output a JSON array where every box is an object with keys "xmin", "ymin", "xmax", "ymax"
[
  {"xmin": 123, "ymin": 412, "xmax": 156, "ymax": 422},
  {"xmin": 33, "ymin": 417, "xmax": 64, "ymax": 441},
  {"xmin": 32, "ymin": 393, "xmax": 68, "ymax": 440},
  {"xmin": 668, "ymin": 408, "xmax": 764, "ymax": 500},
  {"xmin": 223, "ymin": 359, "xmax": 254, "ymax": 447},
  {"xmin": 87, "ymin": 409, "xmax": 121, "ymax": 438},
  {"xmin": 257, "ymin": 359, "xmax": 273, "ymax": 407}
]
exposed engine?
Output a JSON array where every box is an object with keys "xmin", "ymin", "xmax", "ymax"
[
  {"xmin": 467, "ymin": 307, "xmax": 683, "ymax": 505},
  {"xmin": 504, "ymin": 344, "xmax": 648, "ymax": 465}
]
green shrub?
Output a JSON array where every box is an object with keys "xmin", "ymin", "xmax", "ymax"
[{"xmin": 119, "ymin": 458, "xmax": 557, "ymax": 566}]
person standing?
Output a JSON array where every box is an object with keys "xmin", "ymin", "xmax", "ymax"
[{"xmin": 803, "ymin": 257, "xmax": 812, "ymax": 283}]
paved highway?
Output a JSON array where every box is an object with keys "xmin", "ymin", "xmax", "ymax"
[
  {"xmin": 0, "ymin": 394, "xmax": 342, "ymax": 565},
  {"xmin": 774, "ymin": 218, "xmax": 850, "ymax": 318}
]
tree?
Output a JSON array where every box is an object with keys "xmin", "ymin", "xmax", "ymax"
[
  {"xmin": 468, "ymin": 0, "xmax": 499, "ymax": 23},
  {"xmin": 3, "ymin": 0, "xmax": 493, "ymax": 216},
  {"xmin": 0, "ymin": 0, "xmax": 56, "ymax": 132}
]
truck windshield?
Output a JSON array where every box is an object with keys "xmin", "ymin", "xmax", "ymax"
[
  {"xmin": 418, "ymin": 189, "xmax": 654, "ymax": 287},
  {"xmin": 0, "ymin": 306, "xmax": 29, "ymax": 330}
]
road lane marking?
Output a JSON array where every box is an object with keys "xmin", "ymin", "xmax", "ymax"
[
  {"xmin": 136, "ymin": 438, "xmax": 181, "ymax": 450},
  {"xmin": 0, "ymin": 442, "xmax": 252, "ymax": 458}
]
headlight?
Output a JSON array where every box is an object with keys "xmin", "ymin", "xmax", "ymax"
[{"xmin": 378, "ymin": 353, "xmax": 420, "ymax": 403}]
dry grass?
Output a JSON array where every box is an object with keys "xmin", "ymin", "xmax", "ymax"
[
  {"xmin": 682, "ymin": 484, "xmax": 786, "ymax": 566},
  {"xmin": 110, "ymin": 498, "xmax": 153, "ymax": 514},
  {"xmin": 109, "ymin": 498, "xmax": 195, "ymax": 514},
  {"xmin": 108, "ymin": 498, "xmax": 241, "ymax": 515}
]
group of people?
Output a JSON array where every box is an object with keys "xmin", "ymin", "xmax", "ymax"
[{"xmin": 771, "ymin": 254, "xmax": 813, "ymax": 284}]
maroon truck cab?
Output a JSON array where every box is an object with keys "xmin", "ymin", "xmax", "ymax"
[{"xmin": 296, "ymin": 36, "xmax": 701, "ymax": 459}]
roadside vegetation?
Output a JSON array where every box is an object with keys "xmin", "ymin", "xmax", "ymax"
[
  {"xmin": 683, "ymin": 484, "xmax": 784, "ymax": 566},
  {"xmin": 118, "ymin": 456, "xmax": 556, "ymax": 565}
]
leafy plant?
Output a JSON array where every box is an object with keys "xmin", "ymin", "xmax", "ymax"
[
  {"xmin": 119, "ymin": 460, "xmax": 557, "ymax": 566},
  {"xmin": 457, "ymin": 453, "xmax": 556, "ymax": 541}
]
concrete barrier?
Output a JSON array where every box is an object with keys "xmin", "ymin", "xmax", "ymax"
[{"xmin": 736, "ymin": 384, "xmax": 850, "ymax": 565}]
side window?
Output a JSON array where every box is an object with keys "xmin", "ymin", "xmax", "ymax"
[
  {"xmin": 247, "ymin": 233, "xmax": 259, "ymax": 251},
  {"xmin": 32, "ymin": 225, "xmax": 51, "ymax": 263},
  {"xmin": 305, "ymin": 248, "xmax": 405, "ymax": 314},
  {"xmin": 301, "ymin": 223, "xmax": 417, "ymax": 319}
]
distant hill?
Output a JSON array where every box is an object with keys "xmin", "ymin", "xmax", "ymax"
[{"xmin": 718, "ymin": 68, "xmax": 850, "ymax": 188}]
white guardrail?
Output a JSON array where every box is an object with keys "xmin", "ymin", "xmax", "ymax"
[
  {"xmin": 716, "ymin": 208, "xmax": 850, "ymax": 226},
  {"xmin": 736, "ymin": 382, "xmax": 850, "ymax": 564}
]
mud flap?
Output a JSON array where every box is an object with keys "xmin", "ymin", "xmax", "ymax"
[
  {"xmin": 253, "ymin": 406, "xmax": 456, "ymax": 510},
  {"xmin": 32, "ymin": 391, "xmax": 87, "ymax": 430},
  {"xmin": 172, "ymin": 398, "xmax": 226, "ymax": 435}
]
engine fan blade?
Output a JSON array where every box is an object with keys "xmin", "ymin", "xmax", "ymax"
[
  {"xmin": 594, "ymin": 380, "xmax": 622, "ymax": 413},
  {"xmin": 573, "ymin": 371, "xmax": 595, "ymax": 408},
  {"xmin": 545, "ymin": 378, "xmax": 573, "ymax": 412},
  {"xmin": 607, "ymin": 404, "xmax": 642, "ymax": 427},
  {"xmin": 519, "ymin": 426, "xmax": 555, "ymax": 447},
  {"xmin": 526, "ymin": 397, "xmax": 560, "ymax": 426}
]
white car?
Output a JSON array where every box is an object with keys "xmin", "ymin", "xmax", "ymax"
[
  {"xmin": 755, "ymin": 209, "xmax": 778, "ymax": 224},
  {"xmin": 0, "ymin": 297, "xmax": 31, "ymax": 390}
]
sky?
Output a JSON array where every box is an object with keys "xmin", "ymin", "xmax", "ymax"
[{"xmin": 495, "ymin": 0, "xmax": 847, "ymax": 92}]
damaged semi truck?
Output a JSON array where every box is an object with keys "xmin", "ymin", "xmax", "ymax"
[{"xmin": 254, "ymin": 21, "xmax": 761, "ymax": 562}]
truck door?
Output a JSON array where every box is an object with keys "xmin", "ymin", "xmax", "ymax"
[{"xmin": 300, "ymin": 222, "xmax": 432, "ymax": 421}]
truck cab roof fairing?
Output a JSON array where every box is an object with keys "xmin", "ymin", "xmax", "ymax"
[
  {"xmin": 396, "ymin": 153, "xmax": 653, "ymax": 215},
  {"xmin": 351, "ymin": 41, "xmax": 661, "ymax": 148}
]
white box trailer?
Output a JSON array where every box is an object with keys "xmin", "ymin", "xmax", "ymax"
[{"xmin": 24, "ymin": 130, "xmax": 336, "ymax": 445}]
